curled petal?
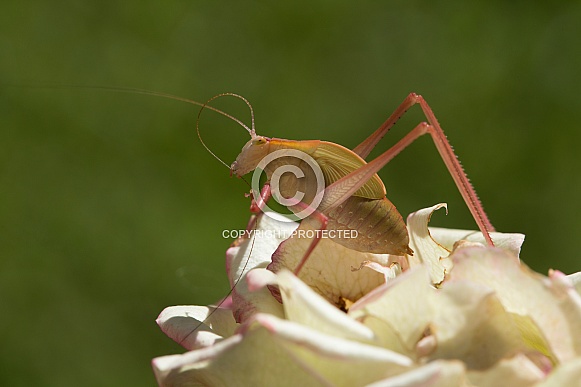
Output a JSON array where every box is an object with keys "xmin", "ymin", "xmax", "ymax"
[
  {"xmin": 354, "ymin": 260, "xmax": 402, "ymax": 282},
  {"xmin": 153, "ymin": 313, "xmax": 412, "ymax": 387},
  {"xmin": 564, "ymin": 271, "xmax": 581, "ymax": 295},
  {"xmin": 156, "ymin": 305, "xmax": 237, "ymax": 350},
  {"xmin": 407, "ymin": 203, "xmax": 526, "ymax": 285},
  {"xmin": 429, "ymin": 227, "xmax": 525, "ymax": 257},
  {"xmin": 406, "ymin": 204, "xmax": 453, "ymax": 284},
  {"xmin": 245, "ymin": 267, "xmax": 277, "ymax": 291}
]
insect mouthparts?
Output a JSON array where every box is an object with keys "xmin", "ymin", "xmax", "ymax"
[{"xmin": 230, "ymin": 161, "xmax": 237, "ymax": 177}]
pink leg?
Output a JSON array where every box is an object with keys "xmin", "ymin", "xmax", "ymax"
[
  {"xmin": 293, "ymin": 209, "xmax": 329, "ymax": 275},
  {"xmin": 248, "ymin": 183, "xmax": 328, "ymax": 275},
  {"xmin": 351, "ymin": 93, "xmax": 495, "ymax": 246},
  {"xmin": 249, "ymin": 183, "xmax": 271, "ymax": 213},
  {"xmin": 353, "ymin": 93, "xmax": 421, "ymax": 159},
  {"xmin": 320, "ymin": 122, "xmax": 431, "ymax": 210},
  {"xmin": 323, "ymin": 121, "xmax": 495, "ymax": 246}
]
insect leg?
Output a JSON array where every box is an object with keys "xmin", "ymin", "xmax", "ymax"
[
  {"xmin": 325, "ymin": 113, "xmax": 495, "ymax": 246},
  {"xmin": 292, "ymin": 208, "xmax": 329, "ymax": 276},
  {"xmin": 353, "ymin": 93, "xmax": 421, "ymax": 159},
  {"xmin": 417, "ymin": 97, "xmax": 496, "ymax": 245},
  {"xmin": 249, "ymin": 183, "xmax": 271, "ymax": 214},
  {"xmin": 319, "ymin": 122, "xmax": 432, "ymax": 212}
]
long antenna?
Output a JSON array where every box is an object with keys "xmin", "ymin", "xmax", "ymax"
[
  {"xmin": 14, "ymin": 83, "xmax": 261, "ymax": 340},
  {"xmin": 196, "ymin": 93, "xmax": 257, "ymax": 169},
  {"xmin": 12, "ymin": 84, "xmax": 258, "ymax": 171}
]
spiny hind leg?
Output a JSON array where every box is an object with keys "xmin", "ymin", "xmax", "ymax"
[{"xmin": 351, "ymin": 93, "xmax": 495, "ymax": 245}]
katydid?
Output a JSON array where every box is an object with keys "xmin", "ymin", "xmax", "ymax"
[
  {"xmin": 23, "ymin": 86, "xmax": 495, "ymax": 276},
  {"xmin": 230, "ymin": 93, "xmax": 495, "ymax": 275}
]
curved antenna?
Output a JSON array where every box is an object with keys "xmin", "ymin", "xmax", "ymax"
[
  {"xmin": 197, "ymin": 92, "xmax": 256, "ymax": 138},
  {"xmin": 12, "ymin": 82, "xmax": 264, "ymax": 345},
  {"xmin": 196, "ymin": 93, "xmax": 257, "ymax": 169}
]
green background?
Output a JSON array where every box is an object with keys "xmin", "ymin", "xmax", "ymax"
[{"xmin": 1, "ymin": 1, "xmax": 580, "ymax": 386}]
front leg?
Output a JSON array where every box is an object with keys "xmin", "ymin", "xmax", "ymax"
[{"xmin": 249, "ymin": 183, "xmax": 271, "ymax": 214}]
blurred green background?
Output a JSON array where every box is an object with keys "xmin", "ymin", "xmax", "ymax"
[{"xmin": 1, "ymin": 1, "xmax": 580, "ymax": 385}]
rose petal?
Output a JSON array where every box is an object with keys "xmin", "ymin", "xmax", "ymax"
[
  {"xmin": 355, "ymin": 260, "xmax": 402, "ymax": 282},
  {"xmin": 276, "ymin": 269, "xmax": 375, "ymax": 341},
  {"xmin": 407, "ymin": 203, "xmax": 526, "ymax": 285},
  {"xmin": 406, "ymin": 204, "xmax": 452, "ymax": 284},
  {"xmin": 226, "ymin": 212, "xmax": 298, "ymax": 286},
  {"xmin": 466, "ymin": 354, "xmax": 545, "ymax": 387},
  {"xmin": 564, "ymin": 271, "xmax": 581, "ymax": 295},
  {"xmin": 156, "ymin": 305, "xmax": 237, "ymax": 350},
  {"xmin": 365, "ymin": 360, "xmax": 467, "ymax": 387},
  {"xmin": 429, "ymin": 227, "xmax": 525, "ymax": 257},
  {"xmin": 535, "ymin": 357, "xmax": 581, "ymax": 387},
  {"xmin": 268, "ymin": 216, "xmax": 395, "ymax": 306},
  {"xmin": 350, "ymin": 263, "xmax": 532, "ymax": 368},
  {"xmin": 245, "ymin": 267, "xmax": 278, "ymax": 291},
  {"xmin": 226, "ymin": 212, "xmax": 296, "ymax": 322},
  {"xmin": 153, "ymin": 313, "xmax": 412, "ymax": 387},
  {"xmin": 448, "ymin": 246, "xmax": 581, "ymax": 363},
  {"xmin": 251, "ymin": 314, "xmax": 412, "ymax": 385},
  {"xmin": 350, "ymin": 266, "xmax": 435, "ymax": 356},
  {"xmin": 430, "ymin": 281, "xmax": 529, "ymax": 369}
]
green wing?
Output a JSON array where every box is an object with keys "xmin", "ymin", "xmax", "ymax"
[{"xmin": 313, "ymin": 141, "xmax": 386, "ymax": 199}]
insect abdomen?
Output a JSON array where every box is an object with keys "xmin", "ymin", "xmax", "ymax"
[{"xmin": 326, "ymin": 196, "xmax": 412, "ymax": 256}]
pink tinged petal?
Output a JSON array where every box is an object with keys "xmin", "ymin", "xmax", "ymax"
[
  {"xmin": 563, "ymin": 271, "xmax": 581, "ymax": 295},
  {"xmin": 466, "ymin": 354, "xmax": 545, "ymax": 387},
  {"xmin": 252, "ymin": 314, "xmax": 413, "ymax": 385},
  {"xmin": 350, "ymin": 264, "xmax": 532, "ymax": 368},
  {"xmin": 448, "ymin": 247, "xmax": 581, "ymax": 363},
  {"xmin": 350, "ymin": 266, "xmax": 435, "ymax": 356},
  {"xmin": 226, "ymin": 212, "xmax": 299, "ymax": 287},
  {"xmin": 535, "ymin": 357, "xmax": 581, "ymax": 387},
  {"xmin": 365, "ymin": 360, "xmax": 467, "ymax": 387},
  {"xmin": 152, "ymin": 329, "xmax": 329, "ymax": 387},
  {"xmin": 156, "ymin": 305, "xmax": 237, "ymax": 350},
  {"xmin": 268, "ymin": 217, "xmax": 394, "ymax": 306},
  {"xmin": 231, "ymin": 275, "xmax": 284, "ymax": 324},
  {"xmin": 416, "ymin": 335, "xmax": 437, "ymax": 358},
  {"xmin": 429, "ymin": 281, "xmax": 530, "ymax": 369},
  {"xmin": 276, "ymin": 270, "xmax": 375, "ymax": 341},
  {"xmin": 231, "ymin": 267, "xmax": 284, "ymax": 323},
  {"xmin": 245, "ymin": 267, "xmax": 277, "ymax": 291},
  {"xmin": 153, "ymin": 313, "xmax": 412, "ymax": 387},
  {"xmin": 226, "ymin": 213, "xmax": 296, "ymax": 323},
  {"xmin": 406, "ymin": 204, "xmax": 526, "ymax": 285},
  {"xmin": 429, "ymin": 227, "xmax": 525, "ymax": 257},
  {"xmin": 406, "ymin": 204, "xmax": 452, "ymax": 284}
]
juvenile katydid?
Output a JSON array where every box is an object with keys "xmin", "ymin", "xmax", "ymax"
[
  {"xmin": 28, "ymin": 86, "xmax": 495, "ymax": 343},
  {"xmin": 20, "ymin": 85, "xmax": 495, "ymax": 325},
  {"xmin": 229, "ymin": 92, "xmax": 495, "ymax": 275}
]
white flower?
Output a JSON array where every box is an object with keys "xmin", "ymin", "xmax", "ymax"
[{"xmin": 153, "ymin": 205, "xmax": 581, "ymax": 386}]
